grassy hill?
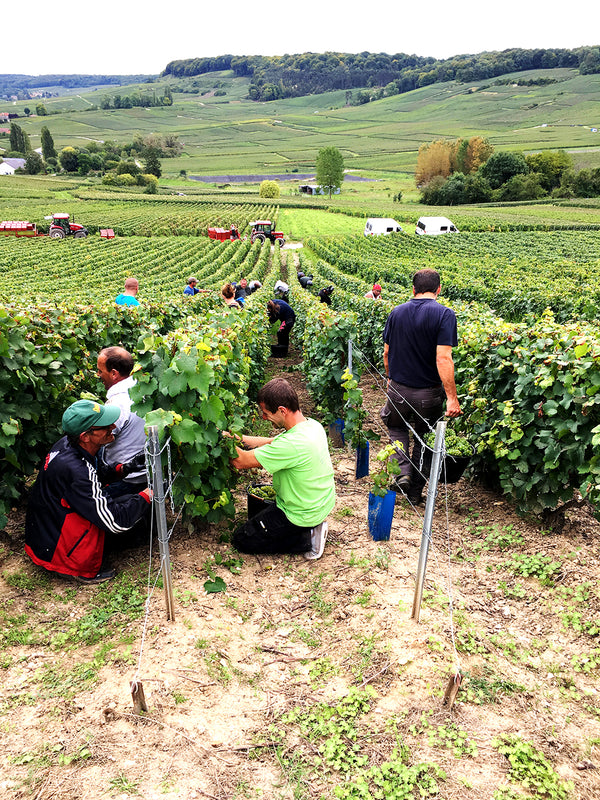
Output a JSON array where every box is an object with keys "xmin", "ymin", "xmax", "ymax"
[{"xmin": 3, "ymin": 68, "xmax": 600, "ymax": 182}]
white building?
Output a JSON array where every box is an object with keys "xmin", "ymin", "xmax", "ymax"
[{"xmin": 0, "ymin": 157, "xmax": 26, "ymax": 175}]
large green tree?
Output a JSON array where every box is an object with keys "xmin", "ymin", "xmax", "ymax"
[
  {"xmin": 144, "ymin": 147, "xmax": 162, "ymax": 178},
  {"xmin": 9, "ymin": 122, "xmax": 30, "ymax": 155},
  {"xmin": 59, "ymin": 146, "xmax": 79, "ymax": 172},
  {"xmin": 25, "ymin": 151, "xmax": 44, "ymax": 175},
  {"xmin": 479, "ymin": 152, "xmax": 528, "ymax": 190},
  {"xmin": 40, "ymin": 126, "xmax": 56, "ymax": 160},
  {"xmin": 316, "ymin": 146, "xmax": 344, "ymax": 198},
  {"xmin": 525, "ymin": 150, "xmax": 572, "ymax": 191}
]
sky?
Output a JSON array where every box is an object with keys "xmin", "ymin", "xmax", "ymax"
[{"xmin": 3, "ymin": 0, "xmax": 598, "ymax": 76}]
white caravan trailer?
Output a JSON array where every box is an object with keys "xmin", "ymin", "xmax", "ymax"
[
  {"xmin": 415, "ymin": 216, "xmax": 459, "ymax": 235},
  {"xmin": 364, "ymin": 218, "xmax": 403, "ymax": 236}
]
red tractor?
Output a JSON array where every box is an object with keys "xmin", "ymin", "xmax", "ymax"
[
  {"xmin": 46, "ymin": 213, "xmax": 89, "ymax": 239},
  {"xmin": 250, "ymin": 220, "xmax": 285, "ymax": 247}
]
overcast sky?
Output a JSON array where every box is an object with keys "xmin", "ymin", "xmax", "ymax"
[{"xmin": 4, "ymin": 0, "xmax": 598, "ymax": 76}]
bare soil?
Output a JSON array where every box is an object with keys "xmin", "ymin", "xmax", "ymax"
[{"xmin": 1, "ymin": 356, "xmax": 599, "ymax": 800}]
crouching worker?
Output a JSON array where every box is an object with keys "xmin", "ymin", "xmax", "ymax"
[
  {"xmin": 229, "ymin": 379, "xmax": 335, "ymax": 560},
  {"xmin": 25, "ymin": 399, "xmax": 152, "ymax": 584}
]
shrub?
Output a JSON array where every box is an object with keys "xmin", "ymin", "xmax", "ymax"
[
  {"xmin": 259, "ymin": 180, "xmax": 280, "ymax": 198},
  {"xmin": 144, "ymin": 174, "xmax": 159, "ymax": 193}
]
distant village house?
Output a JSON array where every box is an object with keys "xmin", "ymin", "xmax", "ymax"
[{"xmin": 0, "ymin": 158, "xmax": 26, "ymax": 175}]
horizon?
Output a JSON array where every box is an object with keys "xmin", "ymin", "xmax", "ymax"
[
  {"xmin": 2, "ymin": 0, "xmax": 598, "ymax": 77},
  {"xmin": 3, "ymin": 42, "xmax": 599, "ymax": 81}
]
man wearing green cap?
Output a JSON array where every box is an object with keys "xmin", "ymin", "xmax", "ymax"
[{"xmin": 25, "ymin": 399, "xmax": 152, "ymax": 583}]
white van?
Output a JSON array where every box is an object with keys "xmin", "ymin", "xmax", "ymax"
[
  {"xmin": 415, "ymin": 216, "xmax": 459, "ymax": 235},
  {"xmin": 364, "ymin": 218, "xmax": 403, "ymax": 236}
]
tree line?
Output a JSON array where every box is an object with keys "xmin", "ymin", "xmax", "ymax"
[
  {"xmin": 99, "ymin": 86, "xmax": 173, "ymax": 109},
  {"xmin": 415, "ymin": 137, "xmax": 600, "ymax": 204},
  {"xmin": 1, "ymin": 124, "xmax": 183, "ymax": 188},
  {"xmin": 0, "ymin": 74, "xmax": 153, "ymax": 101},
  {"xmin": 162, "ymin": 46, "xmax": 600, "ymax": 102}
]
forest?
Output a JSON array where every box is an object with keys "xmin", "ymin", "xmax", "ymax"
[{"xmin": 162, "ymin": 46, "xmax": 600, "ymax": 101}]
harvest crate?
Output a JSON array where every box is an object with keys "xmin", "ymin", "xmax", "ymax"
[{"xmin": 0, "ymin": 220, "xmax": 37, "ymax": 236}]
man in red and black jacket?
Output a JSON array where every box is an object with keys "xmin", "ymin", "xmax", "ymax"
[{"xmin": 25, "ymin": 399, "xmax": 151, "ymax": 584}]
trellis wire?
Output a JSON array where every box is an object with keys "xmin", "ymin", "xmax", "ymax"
[
  {"xmin": 350, "ymin": 342, "xmax": 462, "ymax": 673},
  {"xmin": 133, "ymin": 431, "xmax": 186, "ymax": 690}
]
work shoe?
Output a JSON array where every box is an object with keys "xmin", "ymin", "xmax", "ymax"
[
  {"xmin": 406, "ymin": 491, "xmax": 424, "ymax": 506},
  {"xmin": 390, "ymin": 474, "xmax": 411, "ymax": 493},
  {"xmin": 72, "ymin": 568, "xmax": 116, "ymax": 584},
  {"xmin": 303, "ymin": 521, "xmax": 328, "ymax": 561}
]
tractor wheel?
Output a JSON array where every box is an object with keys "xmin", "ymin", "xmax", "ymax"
[
  {"xmin": 49, "ymin": 229, "xmax": 65, "ymax": 239},
  {"xmin": 253, "ymin": 233, "xmax": 266, "ymax": 243},
  {"xmin": 275, "ymin": 237, "xmax": 285, "ymax": 248},
  {"xmin": 74, "ymin": 231, "xmax": 86, "ymax": 238}
]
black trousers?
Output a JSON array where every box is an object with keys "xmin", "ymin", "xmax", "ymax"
[
  {"xmin": 103, "ymin": 480, "xmax": 151, "ymax": 552},
  {"xmin": 380, "ymin": 381, "xmax": 444, "ymax": 492},
  {"xmin": 277, "ymin": 321, "xmax": 294, "ymax": 348},
  {"xmin": 233, "ymin": 503, "xmax": 312, "ymax": 554}
]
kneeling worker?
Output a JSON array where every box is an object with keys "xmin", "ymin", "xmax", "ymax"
[
  {"xmin": 230, "ymin": 379, "xmax": 335, "ymax": 560},
  {"xmin": 25, "ymin": 399, "xmax": 152, "ymax": 583}
]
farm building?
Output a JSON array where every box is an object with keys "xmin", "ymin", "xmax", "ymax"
[
  {"xmin": 299, "ymin": 184, "xmax": 340, "ymax": 195},
  {"xmin": 0, "ymin": 158, "xmax": 26, "ymax": 175}
]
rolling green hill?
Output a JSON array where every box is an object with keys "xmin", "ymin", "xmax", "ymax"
[{"xmin": 3, "ymin": 67, "xmax": 600, "ymax": 181}]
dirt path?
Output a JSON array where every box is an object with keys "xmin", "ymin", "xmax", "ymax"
[{"xmin": 1, "ymin": 353, "xmax": 599, "ymax": 799}]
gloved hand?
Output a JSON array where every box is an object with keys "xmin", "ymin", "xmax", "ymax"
[{"xmin": 117, "ymin": 452, "xmax": 146, "ymax": 477}]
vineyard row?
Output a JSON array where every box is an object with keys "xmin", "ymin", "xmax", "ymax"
[{"xmin": 3, "ymin": 237, "xmax": 600, "ymax": 529}]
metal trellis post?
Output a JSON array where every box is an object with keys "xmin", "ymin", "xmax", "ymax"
[
  {"xmin": 148, "ymin": 425, "xmax": 175, "ymax": 621},
  {"xmin": 411, "ymin": 419, "xmax": 446, "ymax": 622}
]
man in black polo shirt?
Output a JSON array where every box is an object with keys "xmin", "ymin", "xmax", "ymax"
[{"xmin": 381, "ymin": 268, "xmax": 461, "ymax": 503}]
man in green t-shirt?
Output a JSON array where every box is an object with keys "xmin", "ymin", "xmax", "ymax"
[{"xmin": 230, "ymin": 378, "xmax": 335, "ymax": 560}]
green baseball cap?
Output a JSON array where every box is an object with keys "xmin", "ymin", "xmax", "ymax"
[{"xmin": 62, "ymin": 399, "xmax": 120, "ymax": 436}]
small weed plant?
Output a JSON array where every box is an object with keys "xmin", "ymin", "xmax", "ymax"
[
  {"xmin": 109, "ymin": 773, "xmax": 140, "ymax": 794},
  {"xmin": 571, "ymin": 647, "xmax": 600, "ymax": 674},
  {"xmin": 493, "ymin": 736, "xmax": 573, "ymax": 800},
  {"xmin": 426, "ymin": 722, "xmax": 478, "ymax": 758},
  {"xmin": 10, "ymin": 742, "xmax": 92, "ymax": 768},
  {"xmin": 355, "ymin": 589, "xmax": 373, "ymax": 607},
  {"xmin": 309, "ymin": 574, "xmax": 334, "ymax": 617},
  {"xmin": 501, "ymin": 554, "xmax": 561, "ymax": 586},
  {"xmin": 351, "ymin": 633, "xmax": 388, "ymax": 682},
  {"xmin": 265, "ymin": 687, "xmax": 446, "ymax": 799},
  {"xmin": 453, "ymin": 611, "xmax": 486, "ymax": 655},
  {"xmin": 308, "ymin": 657, "xmax": 339, "ymax": 688},
  {"xmin": 374, "ymin": 546, "xmax": 391, "ymax": 570},
  {"xmin": 498, "ymin": 580, "xmax": 527, "ymax": 600},
  {"xmin": 410, "ymin": 712, "xmax": 477, "ymax": 758},
  {"xmin": 483, "ymin": 524, "xmax": 525, "ymax": 551},
  {"xmin": 463, "ymin": 669, "xmax": 525, "ymax": 704},
  {"xmin": 204, "ymin": 651, "xmax": 232, "ymax": 685},
  {"xmin": 2, "ymin": 569, "xmax": 51, "ymax": 592},
  {"xmin": 49, "ymin": 574, "xmax": 145, "ymax": 649}
]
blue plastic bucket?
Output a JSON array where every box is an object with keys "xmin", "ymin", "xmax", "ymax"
[
  {"xmin": 368, "ymin": 490, "xmax": 395, "ymax": 541},
  {"xmin": 355, "ymin": 442, "xmax": 370, "ymax": 479},
  {"xmin": 328, "ymin": 418, "xmax": 345, "ymax": 447}
]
